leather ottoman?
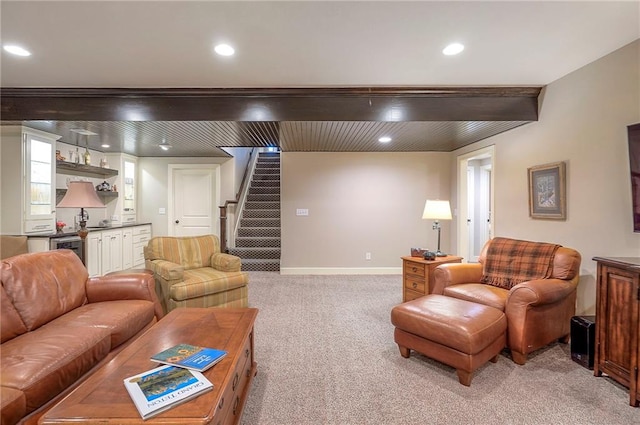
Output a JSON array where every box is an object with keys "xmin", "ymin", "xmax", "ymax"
[{"xmin": 390, "ymin": 294, "xmax": 506, "ymax": 386}]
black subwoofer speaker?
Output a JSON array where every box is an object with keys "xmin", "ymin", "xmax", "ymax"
[{"xmin": 570, "ymin": 315, "xmax": 596, "ymax": 369}]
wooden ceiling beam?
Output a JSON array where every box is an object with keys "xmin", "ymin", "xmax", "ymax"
[{"xmin": 1, "ymin": 87, "xmax": 541, "ymax": 122}]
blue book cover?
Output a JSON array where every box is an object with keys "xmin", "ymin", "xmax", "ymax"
[{"xmin": 151, "ymin": 344, "xmax": 227, "ymax": 372}]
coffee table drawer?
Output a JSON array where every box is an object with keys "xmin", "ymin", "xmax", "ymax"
[{"xmin": 215, "ymin": 330, "xmax": 254, "ymax": 425}]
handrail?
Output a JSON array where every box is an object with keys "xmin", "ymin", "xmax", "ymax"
[{"xmin": 219, "ymin": 148, "xmax": 257, "ymax": 253}]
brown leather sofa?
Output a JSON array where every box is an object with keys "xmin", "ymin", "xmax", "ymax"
[
  {"xmin": 1, "ymin": 249, "xmax": 164, "ymax": 425},
  {"xmin": 432, "ymin": 237, "xmax": 581, "ymax": 365}
]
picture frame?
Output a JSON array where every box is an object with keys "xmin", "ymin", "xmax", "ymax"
[{"xmin": 528, "ymin": 161, "xmax": 566, "ymax": 220}]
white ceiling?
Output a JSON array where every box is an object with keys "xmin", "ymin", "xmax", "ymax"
[
  {"xmin": 1, "ymin": 1, "xmax": 638, "ymax": 88},
  {"xmin": 1, "ymin": 1, "xmax": 638, "ymax": 156}
]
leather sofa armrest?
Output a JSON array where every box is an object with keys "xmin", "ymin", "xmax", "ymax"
[
  {"xmin": 86, "ymin": 273, "xmax": 164, "ymax": 319},
  {"xmin": 507, "ymin": 277, "xmax": 578, "ymax": 307},
  {"xmin": 211, "ymin": 253, "xmax": 242, "ymax": 272},
  {"xmin": 432, "ymin": 263, "xmax": 483, "ymax": 294},
  {"xmin": 147, "ymin": 259, "xmax": 184, "ymax": 281}
]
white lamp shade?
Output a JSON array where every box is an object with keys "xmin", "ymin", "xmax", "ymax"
[
  {"xmin": 422, "ymin": 200, "xmax": 452, "ymax": 220},
  {"xmin": 57, "ymin": 181, "xmax": 105, "ymax": 208}
]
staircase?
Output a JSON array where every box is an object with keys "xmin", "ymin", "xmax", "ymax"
[{"xmin": 228, "ymin": 152, "xmax": 281, "ymax": 271}]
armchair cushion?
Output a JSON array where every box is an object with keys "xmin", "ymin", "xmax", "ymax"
[
  {"xmin": 212, "ymin": 253, "xmax": 241, "ymax": 272},
  {"xmin": 480, "ymin": 237, "xmax": 560, "ymax": 289}
]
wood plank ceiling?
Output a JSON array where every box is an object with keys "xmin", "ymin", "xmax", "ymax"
[{"xmin": 0, "ymin": 87, "xmax": 541, "ymax": 157}]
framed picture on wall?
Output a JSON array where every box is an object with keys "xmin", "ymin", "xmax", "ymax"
[{"xmin": 528, "ymin": 161, "xmax": 566, "ymax": 220}]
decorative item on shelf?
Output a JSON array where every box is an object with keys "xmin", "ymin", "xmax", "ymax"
[
  {"xmin": 112, "ymin": 184, "xmax": 117, "ymax": 192},
  {"xmin": 55, "ymin": 150, "xmax": 65, "ymax": 161},
  {"xmin": 422, "ymin": 199, "xmax": 452, "ymax": 257},
  {"xmin": 100, "ymin": 157, "xmax": 109, "ymax": 168},
  {"xmin": 68, "ymin": 150, "xmax": 76, "ymax": 164},
  {"xmin": 83, "ymin": 147, "xmax": 91, "ymax": 165},
  {"xmin": 96, "ymin": 181, "xmax": 111, "ymax": 191},
  {"xmin": 56, "ymin": 181, "xmax": 105, "ymax": 239},
  {"xmin": 410, "ymin": 247, "xmax": 427, "ymax": 258},
  {"xmin": 55, "ymin": 220, "xmax": 65, "ymax": 233},
  {"xmin": 74, "ymin": 146, "xmax": 80, "ymax": 164}
]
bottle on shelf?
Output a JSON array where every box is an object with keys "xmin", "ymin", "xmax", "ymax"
[{"xmin": 84, "ymin": 147, "xmax": 91, "ymax": 165}]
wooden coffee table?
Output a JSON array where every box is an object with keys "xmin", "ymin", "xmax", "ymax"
[{"xmin": 40, "ymin": 308, "xmax": 258, "ymax": 425}]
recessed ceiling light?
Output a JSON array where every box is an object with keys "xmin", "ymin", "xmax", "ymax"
[
  {"xmin": 101, "ymin": 144, "xmax": 110, "ymax": 148},
  {"xmin": 443, "ymin": 43, "xmax": 464, "ymax": 56},
  {"xmin": 214, "ymin": 44, "xmax": 235, "ymax": 56},
  {"xmin": 378, "ymin": 136, "xmax": 392, "ymax": 143},
  {"xmin": 3, "ymin": 45, "xmax": 31, "ymax": 57},
  {"xmin": 159, "ymin": 140, "xmax": 172, "ymax": 151}
]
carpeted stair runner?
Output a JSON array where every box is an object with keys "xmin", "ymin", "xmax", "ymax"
[{"xmin": 229, "ymin": 152, "xmax": 281, "ymax": 271}]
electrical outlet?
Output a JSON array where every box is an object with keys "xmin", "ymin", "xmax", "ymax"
[{"xmin": 365, "ymin": 252, "xmax": 371, "ymax": 260}]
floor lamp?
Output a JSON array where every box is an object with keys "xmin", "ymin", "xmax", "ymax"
[
  {"xmin": 422, "ymin": 199, "xmax": 452, "ymax": 257},
  {"xmin": 57, "ymin": 181, "xmax": 105, "ymax": 240}
]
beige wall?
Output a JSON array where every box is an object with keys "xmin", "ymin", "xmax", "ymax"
[
  {"xmin": 451, "ymin": 40, "xmax": 640, "ymax": 315},
  {"xmin": 138, "ymin": 156, "xmax": 234, "ymax": 236},
  {"xmin": 281, "ymin": 151, "xmax": 451, "ymax": 273}
]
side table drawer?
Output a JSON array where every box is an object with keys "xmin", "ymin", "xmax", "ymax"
[
  {"xmin": 405, "ymin": 262, "xmax": 425, "ymax": 278},
  {"xmin": 404, "ymin": 276, "xmax": 426, "ymax": 294},
  {"xmin": 404, "ymin": 288, "xmax": 425, "ymax": 302}
]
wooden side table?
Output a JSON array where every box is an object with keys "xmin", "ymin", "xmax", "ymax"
[{"xmin": 402, "ymin": 255, "xmax": 463, "ymax": 302}]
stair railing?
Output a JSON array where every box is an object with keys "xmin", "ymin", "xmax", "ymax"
[{"xmin": 219, "ymin": 148, "xmax": 258, "ymax": 253}]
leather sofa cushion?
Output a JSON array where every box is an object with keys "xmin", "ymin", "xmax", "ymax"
[
  {"xmin": 171, "ymin": 269, "xmax": 248, "ymax": 301},
  {"xmin": 48, "ymin": 300, "xmax": 156, "ymax": 348},
  {"xmin": 0, "ymin": 323, "xmax": 111, "ymax": 415},
  {"xmin": 0, "ymin": 387, "xmax": 25, "ymax": 425},
  {"xmin": 1, "ymin": 250, "xmax": 88, "ymax": 331},
  {"xmin": 443, "ymin": 283, "xmax": 510, "ymax": 311},
  {"xmin": 1, "ymin": 286, "xmax": 27, "ymax": 343}
]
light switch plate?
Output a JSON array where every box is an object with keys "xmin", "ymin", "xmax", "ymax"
[{"xmin": 296, "ymin": 208, "xmax": 309, "ymax": 216}]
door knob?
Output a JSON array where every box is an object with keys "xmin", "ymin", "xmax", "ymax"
[{"xmin": 175, "ymin": 220, "xmax": 180, "ymax": 224}]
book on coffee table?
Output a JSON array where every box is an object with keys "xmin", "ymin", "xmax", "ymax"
[
  {"xmin": 151, "ymin": 343, "xmax": 227, "ymax": 372},
  {"xmin": 124, "ymin": 364, "xmax": 213, "ymax": 420}
]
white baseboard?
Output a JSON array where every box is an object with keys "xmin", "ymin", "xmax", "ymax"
[{"xmin": 279, "ymin": 267, "xmax": 402, "ymax": 275}]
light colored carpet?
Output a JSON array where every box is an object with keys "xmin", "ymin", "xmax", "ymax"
[{"xmin": 241, "ymin": 272, "xmax": 637, "ymax": 425}]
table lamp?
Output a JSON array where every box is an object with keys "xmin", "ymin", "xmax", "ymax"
[
  {"xmin": 422, "ymin": 199, "xmax": 452, "ymax": 257},
  {"xmin": 57, "ymin": 181, "xmax": 105, "ymax": 239}
]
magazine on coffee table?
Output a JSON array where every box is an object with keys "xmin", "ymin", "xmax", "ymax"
[
  {"xmin": 123, "ymin": 364, "xmax": 213, "ymax": 420},
  {"xmin": 151, "ymin": 343, "xmax": 227, "ymax": 372}
]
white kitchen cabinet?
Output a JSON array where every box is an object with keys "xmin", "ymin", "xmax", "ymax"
[
  {"xmin": 101, "ymin": 229, "xmax": 122, "ymax": 275},
  {"xmin": 105, "ymin": 153, "xmax": 138, "ymax": 225},
  {"xmin": 85, "ymin": 229, "xmax": 122, "ymax": 277},
  {"xmin": 132, "ymin": 225, "xmax": 151, "ymax": 267},
  {"xmin": 122, "ymin": 228, "xmax": 133, "ymax": 270},
  {"xmin": 1, "ymin": 126, "xmax": 60, "ymax": 234}
]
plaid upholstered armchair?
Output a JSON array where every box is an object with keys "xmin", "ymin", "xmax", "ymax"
[
  {"xmin": 432, "ymin": 237, "xmax": 581, "ymax": 365},
  {"xmin": 144, "ymin": 235, "xmax": 249, "ymax": 314}
]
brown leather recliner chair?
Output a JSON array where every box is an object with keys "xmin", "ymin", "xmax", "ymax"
[{"xmin": 432, "ymin": 237, "xmax": 581, "ymax": 365}]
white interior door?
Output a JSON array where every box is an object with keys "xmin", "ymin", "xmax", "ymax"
[
  {"xmin": 457, "ymin": 146, "xmax": 495, "ymax": 263},
  {"xmin": 169, "ymin": 165, "xmax": 220, "ymax": 237}
]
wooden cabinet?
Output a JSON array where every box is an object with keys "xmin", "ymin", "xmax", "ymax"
[
  {"xmin": 402, "ymin": 255, "xmax": 463, "ymax": 302},
  {"xmin": 86, "ymin": 229, "xmax": 122, "ymax": 277},
  {"xmin": 593, "ymin": 256, "xmax": 640, "ymax": 407},
  {"xmin": 1, "ymin": 126, "xmax": 60, "ymax": 234}
]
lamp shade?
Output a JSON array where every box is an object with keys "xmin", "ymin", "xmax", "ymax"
[
  {"xmin": 57, "ymin": 181, "xmax": 105, "ymax": 208},
  {"xmin": 422, "ymin": 200, "xmax": 452, "ymax": 220}
]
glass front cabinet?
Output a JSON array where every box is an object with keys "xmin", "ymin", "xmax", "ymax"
[
  {"xmin": 1, "ymin": 126, "xmax": 60, "ymax": 234},
  {"xmin": 105, "ymin": 153, "xmax": 137, "ymax": 224}
]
